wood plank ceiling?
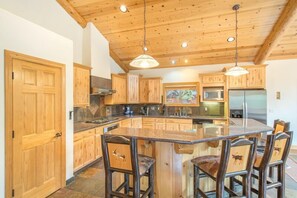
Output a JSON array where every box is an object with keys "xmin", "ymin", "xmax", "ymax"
[{"xmin": 58, "ymin": 0, "xmax": 297, "ymax": 71}]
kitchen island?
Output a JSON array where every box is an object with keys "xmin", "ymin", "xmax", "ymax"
[{"xmin": 104, "ymin": 118, "xmax": 273, "ymax": 198}]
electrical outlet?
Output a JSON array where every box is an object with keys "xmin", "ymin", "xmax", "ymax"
[{"xmin": 276, "ymin": 91, "xmax": 281, "ymax": 100}]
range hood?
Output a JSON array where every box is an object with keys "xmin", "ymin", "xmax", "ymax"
[{"xmin": 90, "ymin": 76, "xmax": 116, "ymax": 96}]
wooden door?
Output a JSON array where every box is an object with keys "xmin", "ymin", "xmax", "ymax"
[
  {"xmin": 73, "ymin": 63, "xmax": 90, "ymax": 107},
  {"xmin": 95, "ymin": 127, "xmax": 103, "ymax": 159},
  {"xmin": 139, "ymin": 78, "xmax": 149, "ymax": 103},
  {"xmin": 131, "ymin": 118, "xmax": 142, "ymax": 128},
  {"xmin": 83, "ymin": 134, "xmax": 95, "ymax": 165},
  {"xmin": 12, "ymin": 59, "xmax": 63, "ymax": 198},
  {"xmin": 166, "ymin": 123, "xmax": 180, "ymax": 131},
  {"xmin": 155, "ymin": 123, "xmax": 166, "ymax": 130},
  {"xmin": 120, "ymin": 119, "xmax": 132, "ymax": 127},
  {"xmin": 148, "ymin": 79, "xmax": 161, "ymax": 103},
  {"xmin": 74, "ymin": 139, "xmax": 84, "ymax": 171},
  {"xmin": 127, "ymin": 74, "xmax": 139, "ymax": 103},
  {"xmin": 105, "ymin": 74, "xmax": 127, "ymax": 104},
  {"xmin": 228, "ymin": 75, "xmax": 247, "ymax": 89},
  {"xmin": 246, "ymin": 66, "xmax": 266, "ymax": 88}
]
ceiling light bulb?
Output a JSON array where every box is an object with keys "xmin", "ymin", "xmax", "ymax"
[
  {"xmin": 185, "ymin": 59, "xmax": 188, "ymax": 63},
  {"xmin": 143, "ymin": 46, "xmax": 148, "ymax": 51},
  {"xmin": 119, "ymin": 5, "xmax": 128, "ymax": 13},
  {"xmin": 181, "ymin": 42, "xmax": 188, "ymax": 48},
  {"xmin": 171, "ymin": 60, "xmax": 176, "ymax": 64},
  {"xmin": 227, "ymin": 37, "xmax": 235, "ymax": 42}
]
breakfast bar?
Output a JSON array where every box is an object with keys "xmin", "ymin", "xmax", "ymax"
[{"xmin": 104, "ymin": 118, "xmax": 273, "ymax": 197}]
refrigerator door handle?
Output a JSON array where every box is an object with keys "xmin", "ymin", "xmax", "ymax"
[
  {"xmin": 245, "ymin": 102, "xmax": 248, "ymax": 119},
  {"xmin": 242, "ymin": 102, "xmax": 245, "ymax": 118}
]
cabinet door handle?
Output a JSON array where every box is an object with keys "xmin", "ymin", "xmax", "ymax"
[{"xmin": 55, "ymin": 132, "xmax": 62, "ymax": 138}]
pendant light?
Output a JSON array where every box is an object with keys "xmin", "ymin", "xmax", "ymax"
[
  {"xmin": 225, "ymin": 4, "xmax": 249, "ymax": 76},
  {"xmin": 130, "ymin": 0, "xmax": 159, "ymax": 68}
]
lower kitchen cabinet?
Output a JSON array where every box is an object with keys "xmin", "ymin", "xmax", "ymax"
[
  {"xmin": 95, "ymin": 127, "xmax": 104, "ymax": 159},
  {"xmin": 120, "ymin": 118, "xmax": 132, "ymax": 127},
  {"xmin": 73, "ymin": 129, "xmax": 95, "ymax": 172},
  {"xmin": 131, "ymin": 117, "xmax": 142, "ymax": 128}
]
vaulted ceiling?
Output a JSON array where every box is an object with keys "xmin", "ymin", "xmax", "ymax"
[{"xmin": 57, "ymin": 0, "xmax": 297, "ymax": 72}]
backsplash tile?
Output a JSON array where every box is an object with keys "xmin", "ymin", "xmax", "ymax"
[{"xmin": 74, "ymin": 96, "xmax": 225, "ymax": 122}]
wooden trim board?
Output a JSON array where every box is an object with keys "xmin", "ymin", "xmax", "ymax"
[{"xmin": 4, "ymin": 50, "xmax": 66, "ymax": 197}]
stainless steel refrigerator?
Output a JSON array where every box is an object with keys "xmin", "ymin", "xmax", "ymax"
[{"xmin": 229, "ymin": 90, "xmax": 267, "ymax": 124}]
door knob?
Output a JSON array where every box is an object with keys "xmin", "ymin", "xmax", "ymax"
[{"xmin": 55, "ymin": 132, "xmax": 62, "ymax": 138}]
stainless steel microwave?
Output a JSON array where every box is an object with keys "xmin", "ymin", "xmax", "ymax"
[{"xmin": 203, "ymin": 87, "xmax": 224, "ymax": 101}]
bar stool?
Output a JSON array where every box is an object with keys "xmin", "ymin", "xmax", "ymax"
[
  {"xmin": 258, "ymin": 119, "xmax": 290, "ymax": 152},
  {"xmin": 252, "ymin": 131, "xmax": 293, "ymax": 198},
  {"xmin": 101, "ymin": 135, "xmax": 155, "ymax": 198},
  {"xmin": 191, "ymin": 137, "xmax": 257, "ymax": 197}
]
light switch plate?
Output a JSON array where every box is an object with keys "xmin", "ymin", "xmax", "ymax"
[{"xmin": 276, "ymin": 91, "xmax": 281, "ymax": 100}]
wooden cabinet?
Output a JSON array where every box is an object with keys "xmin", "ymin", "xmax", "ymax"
[
  {"xmin": 73, "ymin": 129, "xmax": 95, "ymax": 172},
  {"xmin": 200, "ymin": 72, "xmax": 225, "ymax": 85},
  {"xmin": 131, "ymin": 117, "xmax": 142, "ymax": 128},
  {"xmin": 165, "ymin": 118, "xmax": 192, "ymax": 131},
  {"xmin": 227, "ymin": 65, "xmax": 266, "ymax": 89},
  {"xmin": 140, "ymin": 78, "xmax": 162, "ymax": 103},
  {"xmin": 127, "ymin": 74, "xmax": 139, "ymax": 103},
  {"xmin": 95, "ymin": 127, "xmax": 103, "ymax": 159},
  {"xmin": 74, "ymin": 63, "xmax": 91, "ymax": 107},
  {"xmin": 120, "ymin": 118, "xmax": 132, "ymax": 127},
  {"xmin": 142, "ymin": 118, "xmax": 155, "ymax": 129},
  {"xmin": 105, "ymin": 74, "xmax": 127, "ymax": 104}
]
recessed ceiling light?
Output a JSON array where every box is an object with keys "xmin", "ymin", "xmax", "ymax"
[
  {"xmin": 181, "ymin": 42, "xmax": 188, "ymax": 48},
  {"xmin": 143, "ymin": 46, "xmax": 148, "ymax": 51},
  {"xmin": 119, "ymin": 5, "xmax": 128, "ymax": 13},
  {"xmin": 184, "ymin": 59, "xmax": 188, "ymax": 63},
  {"xmin": 227, "ymin": 37, "xmax": 235, "ymax": 42},
  {"xmin": 171, "ymin": 60, "xmax": 176, "ymax": 64}
]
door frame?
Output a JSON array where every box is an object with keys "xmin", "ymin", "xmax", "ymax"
[{"xmin": 5, "ymin": 50, "xmax": 66, "ymax": 198}]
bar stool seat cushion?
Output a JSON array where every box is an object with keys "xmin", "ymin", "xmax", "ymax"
[
  {"xmin": 138, "ymin": 154, "xmax": 155, "ymax": 176},
  {"xmin": 191, "ymin": 155, "xmax": 220, "ymax": 177}
]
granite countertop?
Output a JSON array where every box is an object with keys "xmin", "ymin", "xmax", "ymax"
[
  {"xmin": 104, "ymin": 118, "xmax": 273, "ymax": 144},
  {"xmin": 74, "ymin": 115, "xmax": 227, "ymax": 133}
]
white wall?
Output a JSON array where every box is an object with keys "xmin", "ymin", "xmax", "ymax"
[
  {"xmin": 0, "ymin": 8, "xmax": 74, "ymax": 197},
  {"xmin": 0, "ymin": 0, "xmax": 83, "ymax": 63},
  {"xmin": 87, "ymin": 23, "xmax": 112, "ymax": 79},
  {"xmin": 110, "ymin": 57, "xmax": 125, "ymax": 73},
  {"xmin": 131, "ymin": 60, "xmax": 297, "ymax": 145},
  {"xmin": 266, "ymin": 59, "xmax": 297, "ymax": 145}
]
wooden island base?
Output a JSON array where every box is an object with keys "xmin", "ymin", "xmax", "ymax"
[{"xmin": 113, "ymin": 141, "xmax": 221, "ymax": 198}]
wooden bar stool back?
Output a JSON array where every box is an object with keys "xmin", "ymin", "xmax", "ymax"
[
  {"xmin": 272, "ymin": 119, "xmax": 290, "ymax": 134},
  {"xmin": 101, "ymin": 135, "xmax": 155, "ymax": 198},
  {"xmin": 252, "ymin": 131, "xmax": 293, "ymax": 198},
  {"xmin": 191, "ymin": 137, "xmax": 257, "ymax": 198}
]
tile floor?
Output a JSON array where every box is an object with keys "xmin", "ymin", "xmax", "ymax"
[{"xmin": 49, "ymin": 156, "xmax": 297, "ymax": 198}]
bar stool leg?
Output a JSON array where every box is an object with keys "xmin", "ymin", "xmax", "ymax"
[
  {"xmin": 230, "ymin": 177, "xmax": 234, "ymax": 191},
  {"xmin": 149, "ymin": 164, "xmax": 155, "ymax": 198},
  {"xmin": 259, "ymin": 170, "xmax": 267, "ymax": 198},
  {"xmin": 216, "ymin": 178, "xmax": 225, "ymax": 197},
  {"xmin": 105, "ymin": 172, "xmax": 112, "ymax": 198},
  {"xmin": 124, "ymin": 173, "xmax": 129, "ymax": 194},
  {"xmin": 277, "ymin": 164, "xmax": 285, "ymax": 198},
  {"xmin": 242, "ymin": 175, "xmax": 251, "ymax": 198},
  {"xmin": 133, "ymin": 174, "xmax": 141, "ymax": 197},
  {"xmin": 193, "ymin": 165, "xmax": 200, "ymax": 198}
]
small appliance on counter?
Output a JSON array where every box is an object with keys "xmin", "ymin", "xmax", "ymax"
[{"xmin": 124, "ymin": 106, "xmax": 134, "ymax": 115}]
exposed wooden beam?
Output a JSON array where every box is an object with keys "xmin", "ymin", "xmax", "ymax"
[
  {"xmin": 110, "ymin": 50, "xmax": 129, "ymax": 73},
  {"xmin": 56, "ymin": 0, "xmax": 87, "ymax": 28},
  {"xmin": 254, "ymin": 0, "xmax": 297, "ymax": 64}
]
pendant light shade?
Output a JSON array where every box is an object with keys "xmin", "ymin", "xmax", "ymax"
[
  {"xmin": 225, "ymin": 4, "xmax": 248, "ymax": 76},
  {"xmin": 225, "ymin": 66, "xmax": 249, "ymax": 76},
  {"xmin": 130, "ymin": 54, "xmax": 159, "ymax": 68},
  {"xmin": 130, "ymin": 0, "xmax": 159, "ymax": 68}
]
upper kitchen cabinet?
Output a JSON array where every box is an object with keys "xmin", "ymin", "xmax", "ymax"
[
  {"xmin": 139, "ymin": 77, "xmax": 162, "ymax": 103},
  {"xmin": 199, "ymin": 72, "xmax": 226, "ymax": 102},
  {"xmin": 163, "ymin": 82, "xmax": 200, "ymax": 106},
  {"xmin": 74, "ymin": 63, "xmax": 92, "ymax": 107},
  {"xmin": 226, "ymin": 65, "xmax": 266, "ymax": 89},
  {"xmin": 105, "ymin": 74, "xmax": 127, "ymax": 105},
  {"xmin": 126, "ymin": 73, "xmax": 140, "ymax": 104}
]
